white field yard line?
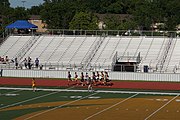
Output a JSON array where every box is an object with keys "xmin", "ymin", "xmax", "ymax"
[
  {"xmin": 0, "ymin": 91, "xmax": 60, "ymax": 110},
  {"xmin": 24, "ymin": 92, "xmax": 98, "ymax": 120},
  {"xmin": 84, "ymin": 93, "xmax": 139, "ymax": 120},
  {"xmin": 0, "ymin": 86, "xmax": 74, "ymax": 110},
  {"xmin": 0, "ymin": 89, "xmax": 22, "ymax": 96},
  {"xmin": 144, "ymin": 95, "xmax": 179, "ymax": 120}
]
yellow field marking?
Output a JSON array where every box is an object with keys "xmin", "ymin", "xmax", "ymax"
[
  {"xmin": 24, "ymin": 92, "xmax": 98, "ymax": 120},
  {"xmin": 84, "ymin": 93, "xmax": 139, "ymax": 120}
]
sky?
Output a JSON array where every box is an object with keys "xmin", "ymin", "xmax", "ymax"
[{"xmin": 9, "ymin": 0, "xmax": 44, "ymax": 8}]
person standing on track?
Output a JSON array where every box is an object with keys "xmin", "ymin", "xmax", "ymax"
[
  {"xmin": 85, "ymin": 72, "xmax": 89, "ymax": 86},
  {"xmin": 80, "ymin": 72, "xmax": 85, "ymax": 86},
  {"xmin": 104, "ymin": 71, "xmax": 110, "ymax": 85},
  {"xmin": 87, "ymin": 76, "xmax": 93, "ymax": 92},
  {"xmin": 32, "ymin": 78, "xmax": 36, "ymax": 92},
  {"xmin": 96, "ymin": 71, "xmax": 100, "ymax": 81},
  {"xmin": 92, "ymin": 72, "xmax": 97, "ymax": 86},
  {"xmin": 67, "ymin": 71, "xmax": 72, "ymax": 86},
  {"xmin": 100, "ymin": 71, "xmax": 105, "ymax": 85},
  {"xmin": 74, "ymin": 72, "xmax": 78, "ymax": 85}
]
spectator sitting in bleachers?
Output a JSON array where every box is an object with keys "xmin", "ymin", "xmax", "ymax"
[
  {"xmin": 0, "ymin": 56, "xmax": 9, "ymax": 64},
  {"xmin": 1, "ymin": 57, "xmax": 5, "ymax": 64},
  {"xmin": 5, "ymin": 56, "xmax": 9, "ymax": 63}
]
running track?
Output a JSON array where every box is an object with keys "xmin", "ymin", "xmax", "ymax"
[{"xmin": 0, "ymin": 77, "xmax": 180, "ymax": 90}]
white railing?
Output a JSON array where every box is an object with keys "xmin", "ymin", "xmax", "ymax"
[
  {"xmin": 84, "ymin": 36, "xmax": 104, "ymax": 68},
  {"xmin": 1, "ymin": 60, "xmax": 178, "ymax": 73}
]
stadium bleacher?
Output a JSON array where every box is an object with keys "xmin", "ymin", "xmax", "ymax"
[
  {"xmin": 0, "ymin": 36, "xmax": 31, "ymax": 58},
  {"xmin": 0, "ymin": 34, "xmax": 179, "ymax": 73}
]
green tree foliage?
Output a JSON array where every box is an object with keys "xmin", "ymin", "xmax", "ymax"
[
  {"xmin": 104, "ymin": 16, "xmax": 121, "ymax": 30},
  {"xmin": 83, "ymin": 0, "xmax": 131, "ymax": 14},
  {"xmin": 69, "ymin": 12, "xmax": 98, "ymax": 30},
  {"xmin": 131, "ymin": 0, "xmax": 154, "ymax": 30},
  {"xmin": 106, "ymin": 1, "xmax": 124, "ymax": 14},
  {"xmin": 27, "ymin": 6, "xmax": 43, "ymax": 15},
  {"xmin": 0, "ymin": 0, "xmax": 11, "ymax": 32},
  {"xmin": 164, "ymin": 0, "xmax": 180, "ymax": 30},
  {"xmin": 0, "ymin": 1, "xmax": 28, "ymax": 29},
  {"xmin": 104, "ymin": 16, "xmax": 137, "ymax": 30},
  {"xmin": 41, "ymin": 0, "xmax": 179, "ymax": 30},
  {"xmin": 11, "ymin": 7, "xmax": 29, "ymax": 21},
  {"xmin": 0, "ymin": 0, "xmax": 179, "ymax": 31},
  {"xmin": 131, "ymin": 0, "xmax": 180, "ymax": 31},
  {"xmin": 40, "ymin": 1, "xmax": 75, "ymax": 29},
  {"xmin": 0, "ymin": 0, "xmax": 10, "ymax": 7}
]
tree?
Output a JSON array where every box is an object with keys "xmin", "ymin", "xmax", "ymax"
[
  {"xmin": 164, "ymin": 0, "xmax": 180, "ymax": 31},
  {"xmin": 0, "ymin": 0, "xmax": 10, "ymax": 7},
  {"xmin": 0, "ymin": 0, "xmax": 11, "ymax": 32},
  {"xmin": 104, "ymin": 16, "xmax": 120, "ymax": 30},
  {"xmin": 106, "ymin": 1, "xmax": 124, "ymax": 14},
  {"xmin": 69, "ymin": 12, "xmax": 98, "ymax": 30},
  {"xmin": 11, "ymin": 7, "xmax": 29, "ymax": 21},
  {"xmin": 27, "ymin": 5, "xmax": 43, "ymax": 15},
  {"xmin": 40, "ymin": 1, "xmax": 75, "ymax": 29},
  {"xmin": 131, "ymin": 0, "xmax": 154, "ymax": 30},
  {"xmin": 104, "ymin": 15, "xmax": 136, "ymax": 30}
]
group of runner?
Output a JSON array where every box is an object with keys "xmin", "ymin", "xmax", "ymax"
[
  {"xmin": 31, "ymin": 71, "xmax": 111, "ymax": 92},
  {"xmin": 68, "ymin": 71, "xmax": 111, "ymax": 91}
]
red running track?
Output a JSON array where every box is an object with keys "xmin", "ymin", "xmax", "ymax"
[{"xmin": 0, "ymin": 77, "xmax": 180, "ymax": 90}]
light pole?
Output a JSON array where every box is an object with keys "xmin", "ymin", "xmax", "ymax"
[{"xmin": 21, "ymin": 0, "xmax": 26, "ymax": 7}]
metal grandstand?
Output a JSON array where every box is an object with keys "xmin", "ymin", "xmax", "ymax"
[{"xmin": 0, "ymin": 29, "xmax": 180, "ymax": 74}]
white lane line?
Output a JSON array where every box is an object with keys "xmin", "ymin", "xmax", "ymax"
[
  {"xmin": 24, "ymin": 92, "xmax": 98, "ymax": 120},
  {"xmin": 1, "ymin": 87, "xmax": 180, "ymax": 95},
  {"xmin": 84, "ymin": 93, "xmax": 139, "ymax": 120},
  {"xmin": 0, "ymin": 86, "xmax": 74, "ymax": 110},
  {"xmin": 144, "ymin": 95, "xmax": 179, "ymax": 120}
]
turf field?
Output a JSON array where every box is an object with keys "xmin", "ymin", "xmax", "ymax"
[
  {"xmin": 1, "ymin": 77, "xmax": 180, "ymax": 120},
  {"xmin": 1, "ymin": 86, "xmax": 180, "ymax": 120}
]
